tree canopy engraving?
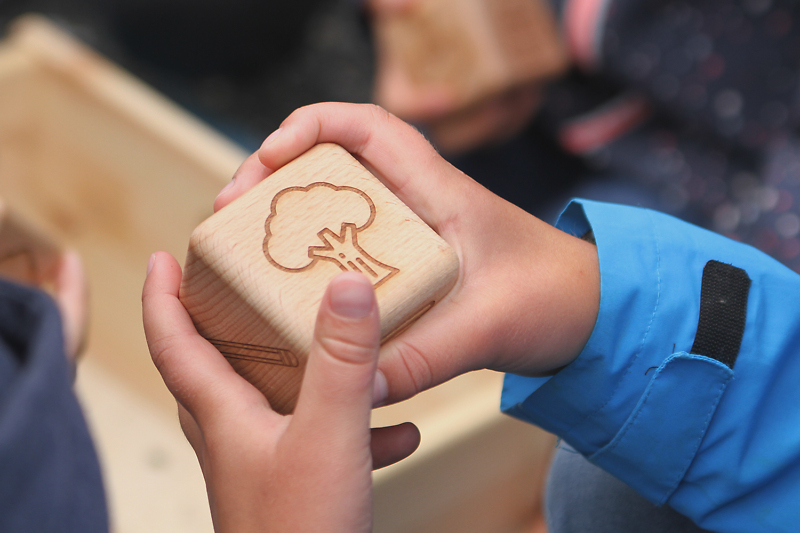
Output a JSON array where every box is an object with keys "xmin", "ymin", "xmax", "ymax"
[{"xmin": 263, "ymin": 182, "xmax": 399, "ymax": 287}]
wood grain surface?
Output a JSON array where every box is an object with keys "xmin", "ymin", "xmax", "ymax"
[{"xmin": 180, "ymin": 143, "xmax": 459, "ymax": 414}]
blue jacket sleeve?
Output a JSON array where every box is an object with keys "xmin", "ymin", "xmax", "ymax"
[{"xmin": 501, "ymin": 199, "xmax": 800, "ymax": 532}]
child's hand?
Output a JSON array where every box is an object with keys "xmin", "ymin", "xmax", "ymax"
[
  {"xmin": 214, "ymin": 103, "xmax": 600, "ymax": 406},
  {"xmin": 143, "ymin": 254, "xmax": 419, "ymax": 532}
]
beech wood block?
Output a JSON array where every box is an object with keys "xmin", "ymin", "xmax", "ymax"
[
  {"xmin": 180, "ymin": 144, "xmax": 459, "ymax": 414},
  {"xmin": 0, "ymin": 198, "xmax": 60, "ymax": 287},
  {"xmin": 372, "ymin": 0, "xmax": 568, "ymax": 119}
]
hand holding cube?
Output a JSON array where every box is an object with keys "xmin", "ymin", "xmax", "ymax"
[
  {"xmin": 180, "ymin": 143, "xmax": 459, "ymax": 414},
  {"xmin": 216, "ymin": 103, "xmax": 601, "ymax": 406}
]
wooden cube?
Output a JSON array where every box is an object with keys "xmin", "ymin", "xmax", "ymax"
[
  {"xmin": 371, "ymin": 0, "xmax": 569, "ymax": 120},
  {"xmin": 180, "ymin": 143, "xmax": 459, "ymax": 414}
]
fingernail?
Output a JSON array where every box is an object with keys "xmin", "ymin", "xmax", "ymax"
[
  {"xmin": 373, "ymin": 369, "xmax": 388, "ymax": 407},
  {"xmin": 262, "ymin": 128, "xmax": 282, "ymax": 147},
  {"xmin": 329, "ymin": 273, "xmax": 374, "ymax": 319},
  {"xmin": 147, "ymin": 253, "xmax": 156, "ymax": 275},
  {"xmin": 215, "ymin": 177, "xmax": 236, "ymax": 202}
]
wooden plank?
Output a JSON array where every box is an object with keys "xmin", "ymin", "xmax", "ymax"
[
  {"xmin": 0, "ymin": 17, "xmax": 249, "ymax": 412},
  {"xmin": 372, "ymin": 370, "xmax": 556, "ymax": 533},
  {"xmin": 7, "ymin": 15, "xmax": 246, "ymax": 179}
]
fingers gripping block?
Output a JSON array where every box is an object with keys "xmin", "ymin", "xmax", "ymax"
[{"xmin": 180, "ymin": 144, "xmax": 459, "ymax": 414}]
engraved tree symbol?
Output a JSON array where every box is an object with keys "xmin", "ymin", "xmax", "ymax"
[{"xmin": 263, "ymin": 182, "xmax": 399, "ymax": 287}]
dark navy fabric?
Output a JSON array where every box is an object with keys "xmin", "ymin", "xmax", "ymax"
[
  {"xmin": 0, "ymin": 278, "xmax": 108, "ymax": 533},
  {"xmin": 543, "ymin": 0, "xmax": 800, "ymax": 273}
]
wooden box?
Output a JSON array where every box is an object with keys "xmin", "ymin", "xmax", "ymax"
[{"xmin": 0, "ymin": 16, "xmax": 555, "ymax": 533}]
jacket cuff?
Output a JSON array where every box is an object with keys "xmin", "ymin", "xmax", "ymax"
[{"xmin": 501, "ymin": 199, "xmax": 735, "ymax": 502}]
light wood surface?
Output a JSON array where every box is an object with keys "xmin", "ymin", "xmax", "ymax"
[
  {"xmin": 371, "ymin": 370, "xmax": 555, "ymax": 533},
  {"xmin": 0, "ymin": 15, "xmax": 247, "ymax": 413},
  {"xmin": 180, "ymin": 143, "xmax": 460, "ymax": 414},
  {"xmin": 372, "ymin": 0, "xmax": 568, "ymax": 120}
]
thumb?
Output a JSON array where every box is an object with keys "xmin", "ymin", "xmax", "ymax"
[{"xmin": 292, "ymin": 273, "xmax": 383, "ymax": 437}]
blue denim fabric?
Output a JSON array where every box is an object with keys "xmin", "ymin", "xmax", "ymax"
[{"xmin": 546, "ymin": 444, "xmax": 710, "ymax": 533}]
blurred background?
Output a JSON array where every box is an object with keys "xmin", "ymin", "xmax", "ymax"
[
  {"xmin": 0, "ymin": 0, "xmax": 590, "ymax": 220},
  {"xmin": 0, "ymin": 0, "xmax": 374, "ymax": 150}
]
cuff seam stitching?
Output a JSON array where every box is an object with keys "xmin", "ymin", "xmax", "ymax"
[{"xmin": 565, "ymin": 207, "xmax": 662, "ymax": 439}]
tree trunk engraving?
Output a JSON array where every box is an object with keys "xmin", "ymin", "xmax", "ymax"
[{"xmin": 309, "ymin": 223, "xmax": 399, "ymax": 288}]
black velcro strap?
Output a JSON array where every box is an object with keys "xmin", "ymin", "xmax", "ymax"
[{"xmin": 690, "ymin": 261, "xmax": 751, "ymax": 369}]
